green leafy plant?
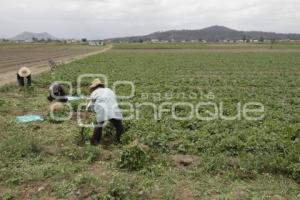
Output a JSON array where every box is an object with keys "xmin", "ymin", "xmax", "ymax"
[
  {"xmin": 118, "ymin": 140, "xmax": 150, "ymax": 170},
  {"xmin": 74, "ymin": 127, "xmax": 92, "ymax": 146},
  {"xmin": 1, "ymin": 193, "xmax": 15, "ymax": 200},
  {"xmin": 62, "ymin": 145, "xmax": 101, "ymax": 163}
]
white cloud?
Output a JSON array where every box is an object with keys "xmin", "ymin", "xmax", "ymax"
[{"xmin": 0, "ymin": 0, "xmax": 299, "ymax": 39}]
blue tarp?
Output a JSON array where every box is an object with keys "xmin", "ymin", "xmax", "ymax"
[{"xmin": 16, "ymin": 115, "xmax": 44, "ymax": 123}]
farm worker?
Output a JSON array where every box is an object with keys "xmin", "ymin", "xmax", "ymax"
[
  {"xmin": 47, "ymin": 82, "xmax": 68, "ymax": 103},
  {"xmin": 17, "ymin": 67, "xmax": 32, "ymax": 87},
  {"xmin": 87, "ymin": 78, "xmax": 124, "ymax": 145}
]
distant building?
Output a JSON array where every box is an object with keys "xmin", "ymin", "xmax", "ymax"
[
  {"xmin": 89, "ymin": 41, "xmax": 99, "ymax": 46},
  {"xmin": 160, "ymin": 40, "xmax": 169, "ymax": 43},
  {"xmin": 279, "ymin": 39, "xmax": 290, "ymax": 42},
  {"xmin": 24, "ymin": 39, "xmax": 34, "ymax": 43},
  {"xmin": 88, "ymin": 40, "xmax": 104, "ymax": 46},
  {"xmin": 150, "ymin": 39, "xmax": 159, "ymax": 43},
  {"xmin": 66, "ymin": 39, "xmax": 78, "ymax": 44}
]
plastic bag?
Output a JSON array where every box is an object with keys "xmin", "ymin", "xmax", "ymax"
[{"xmin": 16, "ymin": 115, "xmax": 44, "ymax": 123}]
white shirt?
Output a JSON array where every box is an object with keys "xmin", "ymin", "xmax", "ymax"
[{"xmin": 90, "ymin": 88, "xmax": 122, "ymax": 122}]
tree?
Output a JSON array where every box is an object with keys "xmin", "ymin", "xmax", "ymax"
[
  {"xmin": 32, "ymin": 37, "xmax": 38, "ymax": 42},
  {"xmin": 259, "ymin": 36, "xmax": 264, "ymax": 42},
  {"xmin": 81, "ymin": 38, "xmax": 87, "ymax": 42},
  {"xmin": 243, "ymin": 34, "xmax": 247, "ymax": 42}
]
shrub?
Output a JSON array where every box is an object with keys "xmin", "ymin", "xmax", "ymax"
[
  {"xmin": 288, "ymin": 163, "xmax": 300, "ymax": 183},
  {"xmin": 118, "ymin": 140, "xmax": 150, "ymax": 170}
]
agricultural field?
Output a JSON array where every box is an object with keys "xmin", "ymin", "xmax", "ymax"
[
  {"xmin": 113, "ymin": 42, "xmax": 300, "ymax": 50},
  {"xmin": 0, "ymin": 43, "xmax": 300, "ymax": 199},
  {"xmin": 0, "ymin": 43, "xmax": 108, "ymax": 86}
]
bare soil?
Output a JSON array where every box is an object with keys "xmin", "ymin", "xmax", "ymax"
[{"xmin": 0, "ymin": 45, "xmax": 112, "ymax": 86}]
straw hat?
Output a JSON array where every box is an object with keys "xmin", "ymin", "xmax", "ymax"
[
  {"xmin": 18, "ymin": 67, "xmax": 31, "ymax": 78},
  {"xmin": 89, "ymin": 78, "xmax": 104, "ymax": 89},
  {"xmin": 50, "ymin": 102, "xmax": 65, "ymax": 112}
]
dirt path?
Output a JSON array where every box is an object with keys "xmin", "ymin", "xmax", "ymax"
[{"xmin": 0, "ymin": 45, "xmax": 112, "ymax": 86}]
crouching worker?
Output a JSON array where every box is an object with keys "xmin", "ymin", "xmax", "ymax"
[
  {"xmin": 47, "ymin": 82, "xmax": 68, "ymax": 103},
  {"xmin": 17, "ymin": 67, "xmax": 32, "ymax": 88},
  {"xmin": 87, "ymin": 79, "xmax": 124, "ymax": 145}
]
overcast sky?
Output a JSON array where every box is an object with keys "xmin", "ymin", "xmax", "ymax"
[{"xmin": 0, "ymin": 0, "xmax": 299, "ymax": 39}]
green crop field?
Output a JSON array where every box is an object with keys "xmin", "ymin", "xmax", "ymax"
[
  {"xmin": 113, "ymin": 42, "xmax": 300, "ymax": 49},
  {"xmin": 0, "ymin": 44, "xmax": 299, "ymax": 199}
]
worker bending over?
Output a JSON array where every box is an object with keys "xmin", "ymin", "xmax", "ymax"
[
  {"xmin": 47, "ymin": 82, "xmax": 68, "ymax": 103},
  {"xmin": 17, "ymin": 67, "xmax": 32, "ymax": 87},
  {"xmin": 87, "ymin": 79, "xmax": 124, "ymax": 145}
]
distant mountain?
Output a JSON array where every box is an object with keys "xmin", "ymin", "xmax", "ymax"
[
  {"xmin": 108, "ymin": 26, "xmax": 300, "ymax": 42},
  {"xmin": 11, "ymin": 32, "xmax": 57, "ymax": 41}
]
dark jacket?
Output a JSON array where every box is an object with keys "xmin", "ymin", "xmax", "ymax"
[
  {"xmin": 47, "ymin": 83, "xmax": 68, "ymax": 103},
  {"xmin": 17, "ymin": 73, "xmax": 32, "ymax": 86}
]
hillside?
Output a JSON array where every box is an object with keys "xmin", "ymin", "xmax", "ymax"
[
  {"xmin": 11, "ymin": 32, "xmax": 57, "ymax": 41},
  {"xmin": 109, "ymin": 25, "xmax": 300, "ymax": 42}
]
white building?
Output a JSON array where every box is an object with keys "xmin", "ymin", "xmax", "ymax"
[
  {"xmin": 24, "ymin": 39, "xmax": 34, "ymax": 43},
  {"xmin": 150, "ymin": 39, "xmax": 159, "ymax": 43}
]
